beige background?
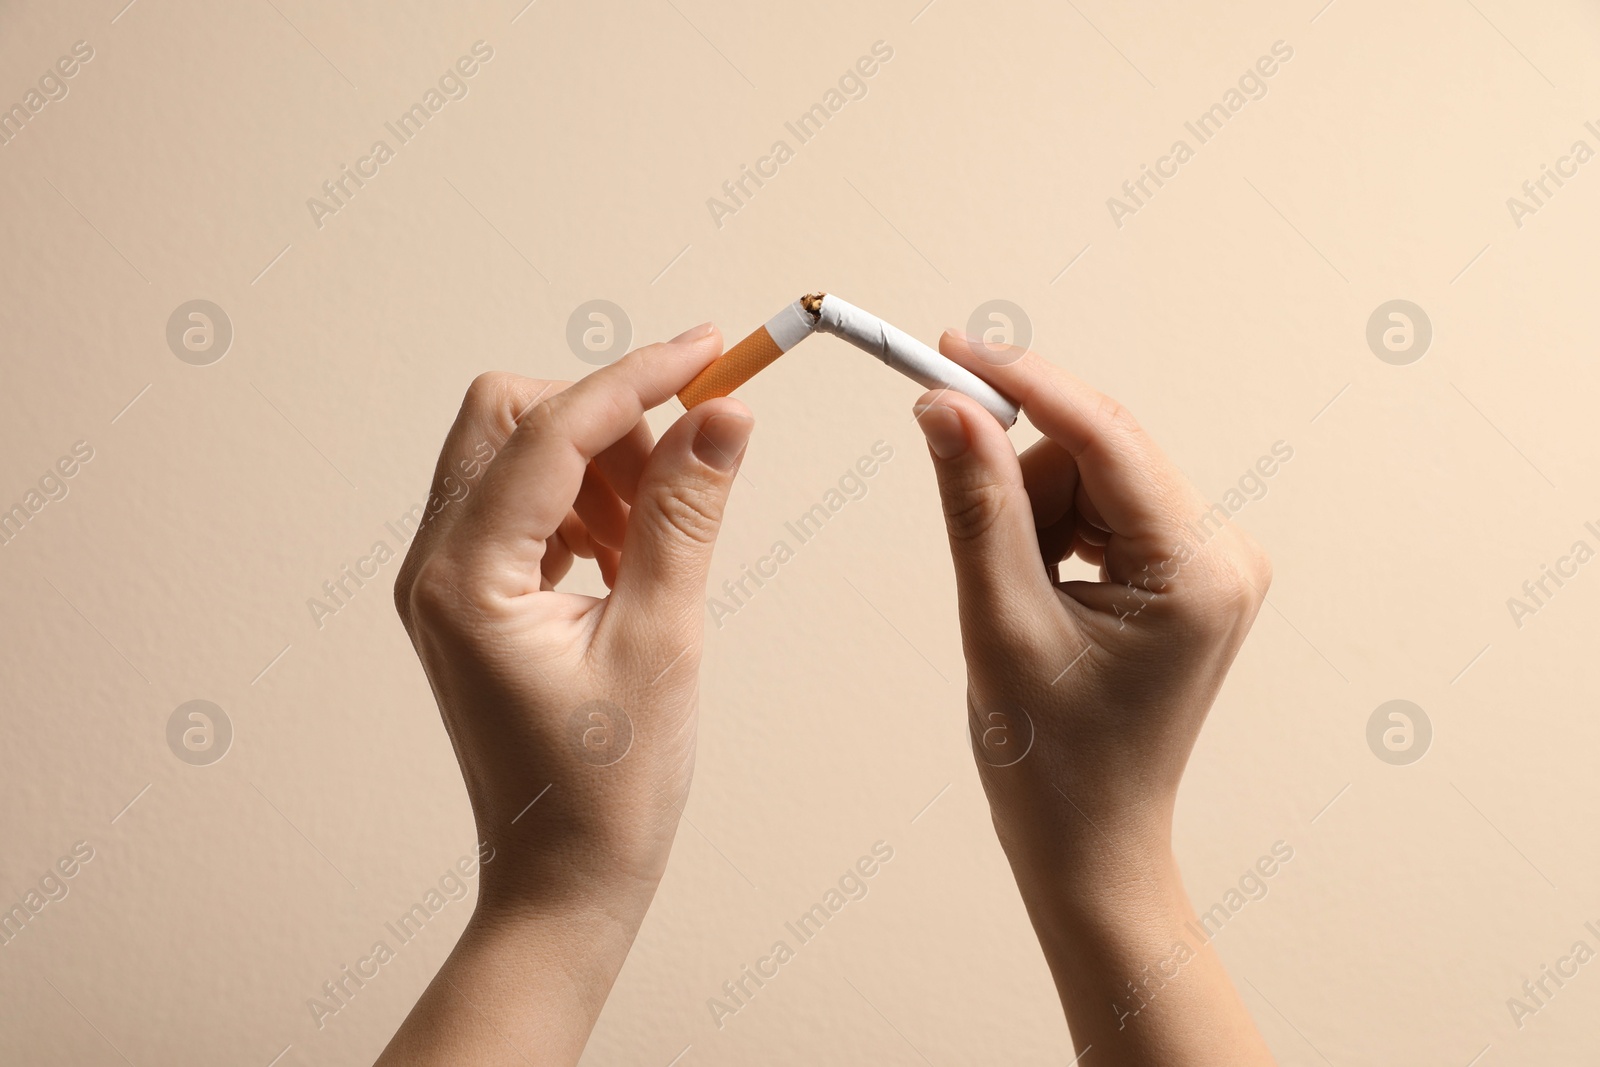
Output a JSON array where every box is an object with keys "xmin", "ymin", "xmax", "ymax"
[{"xmin": 2, "ymin": 0, "xmax": 1598, "ymax": 1063}]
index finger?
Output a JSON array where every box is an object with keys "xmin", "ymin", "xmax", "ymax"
[
  {"xmin": 937, "ymin": 331, "xmax": 1200, "ymax": 539},
  {"xmin": 449, "ymin": 324, "xmax": 725, "ymax": 584}
]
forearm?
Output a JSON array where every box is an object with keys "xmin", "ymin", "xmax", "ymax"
[
  {"xmin": 1014, "ymin": 846, "xmax": 1275, "ymax": 1066},
  {"xmin": 373, "ymin": 897, "xmax": 648, "ymax": 1066}
]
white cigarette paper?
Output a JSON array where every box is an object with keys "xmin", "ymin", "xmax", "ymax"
[
  {"xmin": 763, "ymin": 298, "xmax": 816, "ymax": 354},
  {"xmin": 810, "ymin": 294, "xmax": 1019, "ymax": 427}
]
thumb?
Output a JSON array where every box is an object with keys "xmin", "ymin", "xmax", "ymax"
[
  {"xmin": 913, "ymin": 390, "xmax": 1056, "ymax": 631},
  {"xmin": 606, "ymin": 397, "xmax": 754, "ymax": 644}
]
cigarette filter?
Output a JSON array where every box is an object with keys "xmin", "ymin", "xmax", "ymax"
[
  {"xmin": 676, "ymin": 297, "xmax": 817, "ymax": 410},
  {"xmin": 677, "ymin": 292, "xmax": 1020, "ymax": 427}
]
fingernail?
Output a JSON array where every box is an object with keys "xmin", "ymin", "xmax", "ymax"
[
  {"xmin": 913, "ymin": 403, "xmax": 968, "ymax": 459},
  {"xmin": 693, "ymin": 412, "xmax": 754, "ymax": 470},
  {"xmin": 671, "ymin": 321, "xmax": 716, "ymax": 344}
]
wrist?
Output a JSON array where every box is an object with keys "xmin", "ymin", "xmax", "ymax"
[
  {"xmin": 472, "ymin": 796, "xmax": 680, "ymax": 922},
  {"xmin": 1006, "ymin": 834, "xmax": 1183, "ymax": 937},
  {"xmin": 986, "ymin": 783, "xmax": 1176, "ymax": 909},
  {"xmin": 475, "ymin": 846, "xmax": 665, "ymax": 932},
  {"xmin": 464, "ymin": 883, "xmax": 656, "ymax": 1016}
]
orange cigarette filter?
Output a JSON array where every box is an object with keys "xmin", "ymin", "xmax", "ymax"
[
  {"xmin": 677, "ymin": 294, "xmax": 822, "ymax": 410},
  {"xmin": 677, "ymin": 326, "xmax": 784, "ymax": 408}
]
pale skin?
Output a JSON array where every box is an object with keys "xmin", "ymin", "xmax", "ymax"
[
  {"xmin": 378, "ymin": 323, "xmax": 1276, "ymax": 1065},
  {"xmin": 912, "ymin": 333, "xmax": 1277, "ymax": 1065}
]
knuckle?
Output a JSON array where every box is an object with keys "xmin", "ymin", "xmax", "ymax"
[
  {"xmin": 648, "ymin": 483, "xmax": 724, "ymax": 546},
  {"xmin": 403, "ymin": 554, "xmax": 476, "ymax": 626},
  {"xmin": 1178, "ymin": 543, "xmax": 1272, "ymax": 631},
  {"xmin": 518, "ymin": 391, "xmax": 583, "ymax": 452},
  {"xmin": 525, "ymin": 388, "xmax": 566, "ymax": 429},
  {"xmin": 392, "ymin": 564, "xmax": 417, "ymax": 626},
  {"xmin": 942, "ymin": 480, "xmax": 1008, "ymax": 543},
  {"xmin": 1248, "ymin": 543, "xmax": 1274, "ymax": 597},
  {"xmin": 531, "ymin": 385, "xmax": 605, "ymax": 441},
  {"xmin": 622, "ymin": 341, "xmax": 666, "ymax": 366},
  {"xmin": 1092, "ymin": 391, "xmax": 1142, "ymax": 436},
  {"xmin": 463, "ymin": 371, "xmax": 517, "ymax": 414},
  {"xmin": 392, "ymin": 545, "xmax": 429, "ymax": 628},
  {"xmin": 403, "ymin": 560, "xmax": 451, "ymax": 624},
  {"xmin": 465, "ymin": 372, "xmax": 565, "ymax": 437},
  {"xmin": 977, "ymin": 617, "xmax": 1057, "ymax": 673},
  {"xmin": 1220, "ymin": 530, "xmax": 1273, "ymax": 601}
]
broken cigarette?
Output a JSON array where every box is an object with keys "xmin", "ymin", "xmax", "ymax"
[{"xmin": 677, "ymin": 293, "xmax": 1020, "ymax": 427}]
